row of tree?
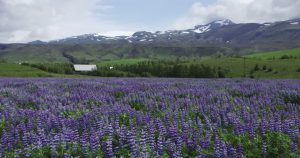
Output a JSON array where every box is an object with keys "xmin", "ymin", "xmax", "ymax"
[
  {"xmin": 22, "ymin": 60, "xmax": 228, "ymax": 78},
  {"xmin": 22, "ymin": 63, "xmax": 74, "ymax": 74},
  {"xmin": 89, "ymin": 61, "xmax": 227, "ymax": 78}
]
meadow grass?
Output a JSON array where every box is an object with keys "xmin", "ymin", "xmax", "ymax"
[
  {"xmin": 194, "ymin": 57, "xmax": 300, "ymax": 78},
  {"xmin": 0, "ymin": 63, "xmax": 83, "ymax": 77},
  {"xmin": 97, "ymin": 58, "xmax": 149, "ymax": 66},
  {"xmin": 245, "ymin": 48, "xmax": 300, "ymax": 59}
]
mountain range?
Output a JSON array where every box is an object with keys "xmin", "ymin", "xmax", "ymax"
[{"xmin": 1, "ymin": 18, "xmax": 300, "ymax": 63}]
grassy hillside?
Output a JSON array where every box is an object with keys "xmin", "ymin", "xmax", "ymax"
[
  {"xmin": 194, "ymin": 57, "xmax": 300, "ymax": 78},
  {"xmin": 97, "ymin": 58, "xmax": 149, "ymax": 66},
  {"xmin": 245, "ymin": 48, "xmax": 300, "ymax": 59},
  {"xmin": 0, "ymin": 63, "xmax": 56, "ymax": 77},
  {"xmin": 95, "ymin": 57, "xmax": 300, "ymax": 78},
  {"xmin": 0, "ymin": 63, "xmax": 83, "ymax": 77},
  {"xmin": 0, "ymin": 44, "xmax": 232, "ymax": 63},
  {"xmin": 1, "ymin": 47, "xmax": 300, "ymax": 78}
]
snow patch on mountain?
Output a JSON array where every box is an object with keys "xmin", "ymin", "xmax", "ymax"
[
  {"xmin": 213, "ymin": 19, "xmax": 234, "ymax": 26},
  {"xmin": 181, "ymin": 31, "xmax": 190, "ymax": 34},
  {"xmin": 290, "ymin": 22, "xmax": 299, "ymax": 25},
  {"xmin": 194, "ymin": 25, "xmax": 211, "ymax": 33},
  {"xmin": 93, "ymin": 33, "xmax": 102, "ymax": 37}
]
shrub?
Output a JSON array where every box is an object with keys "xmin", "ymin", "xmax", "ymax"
[
  {"xmin": 0, "ymin": 59, "xmax": 6, "ymax": 63},
  {"xmin": 280, "ymin": 55, "xmax": 290, "ymax": 59},
  {"xmin": 267, "ymin": 67, "xmax": 273, "ymax": 72},
  {"xmin": 254, "ymin": 64, "xmax": 260, "ymax": 71}
]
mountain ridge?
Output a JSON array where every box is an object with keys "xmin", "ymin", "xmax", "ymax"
[
  {"xmin": 0, "ymin": 18, "xmax": 300, "ymax": 63},
  {"xmin": 45, "ymin": 19, "xmax": 236, "ymax": 44},
  {"xmin": 33, "ymin": 18, "xmax": 299, "ymax": 46}
]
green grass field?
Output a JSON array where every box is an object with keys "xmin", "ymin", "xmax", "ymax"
[
  {"xmin": 245, "ymin": 48, "xmax": 300, "ymax": 59},
  {"xmin": 0, "ymin": 63, "xmax": 83, "ymax": 77},
  {"xmin": 1, "ymin": 48, "xmax": 300, "ymax": 78},
  {"xmin": 96, "ymin": 48, "xmax": 300, "ymax": 78},
  {"xmin": 97, "ymin": 58, "xmax": 149, "ymax": 66},
  {"xmin": 193, "ymin": 57, "xmax": 300, "ymax": 78},
  {"xmin": 95, "ymin": 57, "xmax": 300, "ymax": 78},
  {"xmin": 0, "ymin": 63, "xmax": 55, "ymax": 77}
]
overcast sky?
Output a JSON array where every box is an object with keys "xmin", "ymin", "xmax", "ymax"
[{"xmin": 0, "ymin": 0, "xmax": 299, "ymax": 43}]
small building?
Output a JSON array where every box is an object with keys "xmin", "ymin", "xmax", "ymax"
[{"xmin": 73, "ymin": 64, "xmax": 97, "ymax": 72}]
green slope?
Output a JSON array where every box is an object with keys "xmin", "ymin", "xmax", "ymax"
[
  {"xmin": 97, "ymin": 58, "xmax": 149, "ymax": 66},
  {"xmin": 0, "ymin": 63, "xmax": 56, "ymax": 77},
  {"xmin": 97, "ymin": 57, "xmax": 300, "ymax": 78},
  {"xmin": 1, "ymin": 45, "xmax": 300, "ymax": 78},
  {"xmin": 0, "ymin": 44, "xmax": 232, "ymax": 63},
  {"xmin": 245, "ymin": 48, "xmax": 300, "ymax": 59},
  {"xmin": 0, "ymin": 63, "xmax": 82, "ymax": 77},
  {"xmin": 194, "ymin": 58, "xmax": 300, "ymax": 78}
]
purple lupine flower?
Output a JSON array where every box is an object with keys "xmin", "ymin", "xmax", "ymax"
[
  {"xmin": 176, "ymin": 136, "xmax": 183, "ymax": 157},
  {"xmin": 64, "ymin": 153, "xmax": 71, "ymax": 158},
  {"xmin": 169, "ymin": 126, "xmax": 178, "ymax": 142},
  {"xmin": 214, "ymin": 137, "xmax": 222, "ymax": 158},
  {"xmin": 127, "ymin": 129, "xmax": 139, "ymax": 157},
  {"xmin": 90, "ymin": 133, "xmax": 100, "ymax": 154},
  {"xmin": 50, "ymin": 134, "xmax": 60, "ymax": 156},
  {"xmin": 156, "ymin": 133, "xmax": 164, "ymax": 156},
  {"xmin": 147, "ymin": 123, "xmax": 156, "ymax": 150},
  {"xmin": 237, "ymin": 144, "xmax": 244, "ymax": 158},
  {"xmin": 139, "ymin": 130, "xmax": 147, "ymax": 154},
  {"xmin": 1, "ymin": 131, "xmax": 8, "ymax": 152},
  {"xmin": 81, "ymin": 132, "xmax": 90, "ymax": 157},
  {"xmin": 291, "ymin": 141, "xmax": 298, "ymax": 153},
  {"xmin": 0, "ymin": 78, "xmax": 299, "ymax": 157},
  {"xmin": 260, "ymin": 119, "xmax": 268, "ymax": 136},
  {"xmin": 105, "ymin": 136, "xmax": 114, "ymax": 157},
  {"xmin": 220, "ymin": 141, "xmax": 227, "ymax": 158},
  {"xmin": 118, "ymin": 125, "xmax": 127, "ymax": 146},
  {"xmin": 227, "ymin": 145, "xmax": 237, "ymax": 158},
  {"xmin": 201, "ymin": 136, "xmax": 210, "ymax": 149},
  {"xmin": 248, "ymin": 123, "xmax": 256, "ymax": 139},
  {"xmin": 22, "ymin": 132, "xmax": 31, "ymax": 148},
  {"xmin": 196, "ymin": 145, "xmax": 206, "ymax": 158},
  {"xmin": 165, "ymin": 139, "xmax": 177, "ymax": 158},
  {"xmin": 26, "ymin": 120, "xmax": 34, "ymax": 131}
]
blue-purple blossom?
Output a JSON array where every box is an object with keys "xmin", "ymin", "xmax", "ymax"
[{"xmin": 0, "ymin": 78, "xmax": 298, "ymax": 157}]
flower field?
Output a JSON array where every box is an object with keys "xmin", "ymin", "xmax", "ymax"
[{"xmin": 0, "ymin": 78, "xmax": 299, "ymax": 158}]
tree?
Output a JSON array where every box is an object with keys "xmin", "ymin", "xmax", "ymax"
[
  {"xmin": 262, "ymin": 65, "xmax": 267, "ymax": 71},
  {"xmin": 217, "ymin": 67, "xmax": 225, "ymax": 78},
  {"xmin": 267, "ymin": 67, "xmax": 273, "ymax": 72},
  {"xmin": 254, "ymin": 64, "xmax": 260, "ymax": 71}
]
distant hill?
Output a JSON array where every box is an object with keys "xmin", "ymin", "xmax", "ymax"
[{"xmin": 1, "ymin": 18, "xmax": 300, "ymax": 63}]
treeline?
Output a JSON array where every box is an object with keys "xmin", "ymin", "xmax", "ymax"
[
  {"xmin": 22, "ymin": 63, "xmax": 74, "ymax": 74},
  {"xmin": 89, "ymin": 60, "xmax": 227, "ymax": 78},
  {"xmin": 280, "ymin": 55, "xmax": 300, "ymax": 59},
  {"xmin": 22, "ymin": 60, "xmax": 228, "ymax": 78}
]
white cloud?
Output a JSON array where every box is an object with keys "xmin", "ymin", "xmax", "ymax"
[
  {"xmin": 0, "ymin": 0, "xmax": 130, "ymax": 43},
  {"xmin": 174, "ymin": 0, "xmax": 300, "ymax": 29}
]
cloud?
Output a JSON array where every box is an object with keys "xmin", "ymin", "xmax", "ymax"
[
  {"xmin": 0, "ymin": 0, "xmax": 130, "ymax": 43},
  {"xmin": 174, "ymin": 0, "xmax": 300, "ymax": 29}
]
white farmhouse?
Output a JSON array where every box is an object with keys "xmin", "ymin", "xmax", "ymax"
[{"xmin": 73, "ymin": 65, "xmax": 97, "ymax": 72}]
